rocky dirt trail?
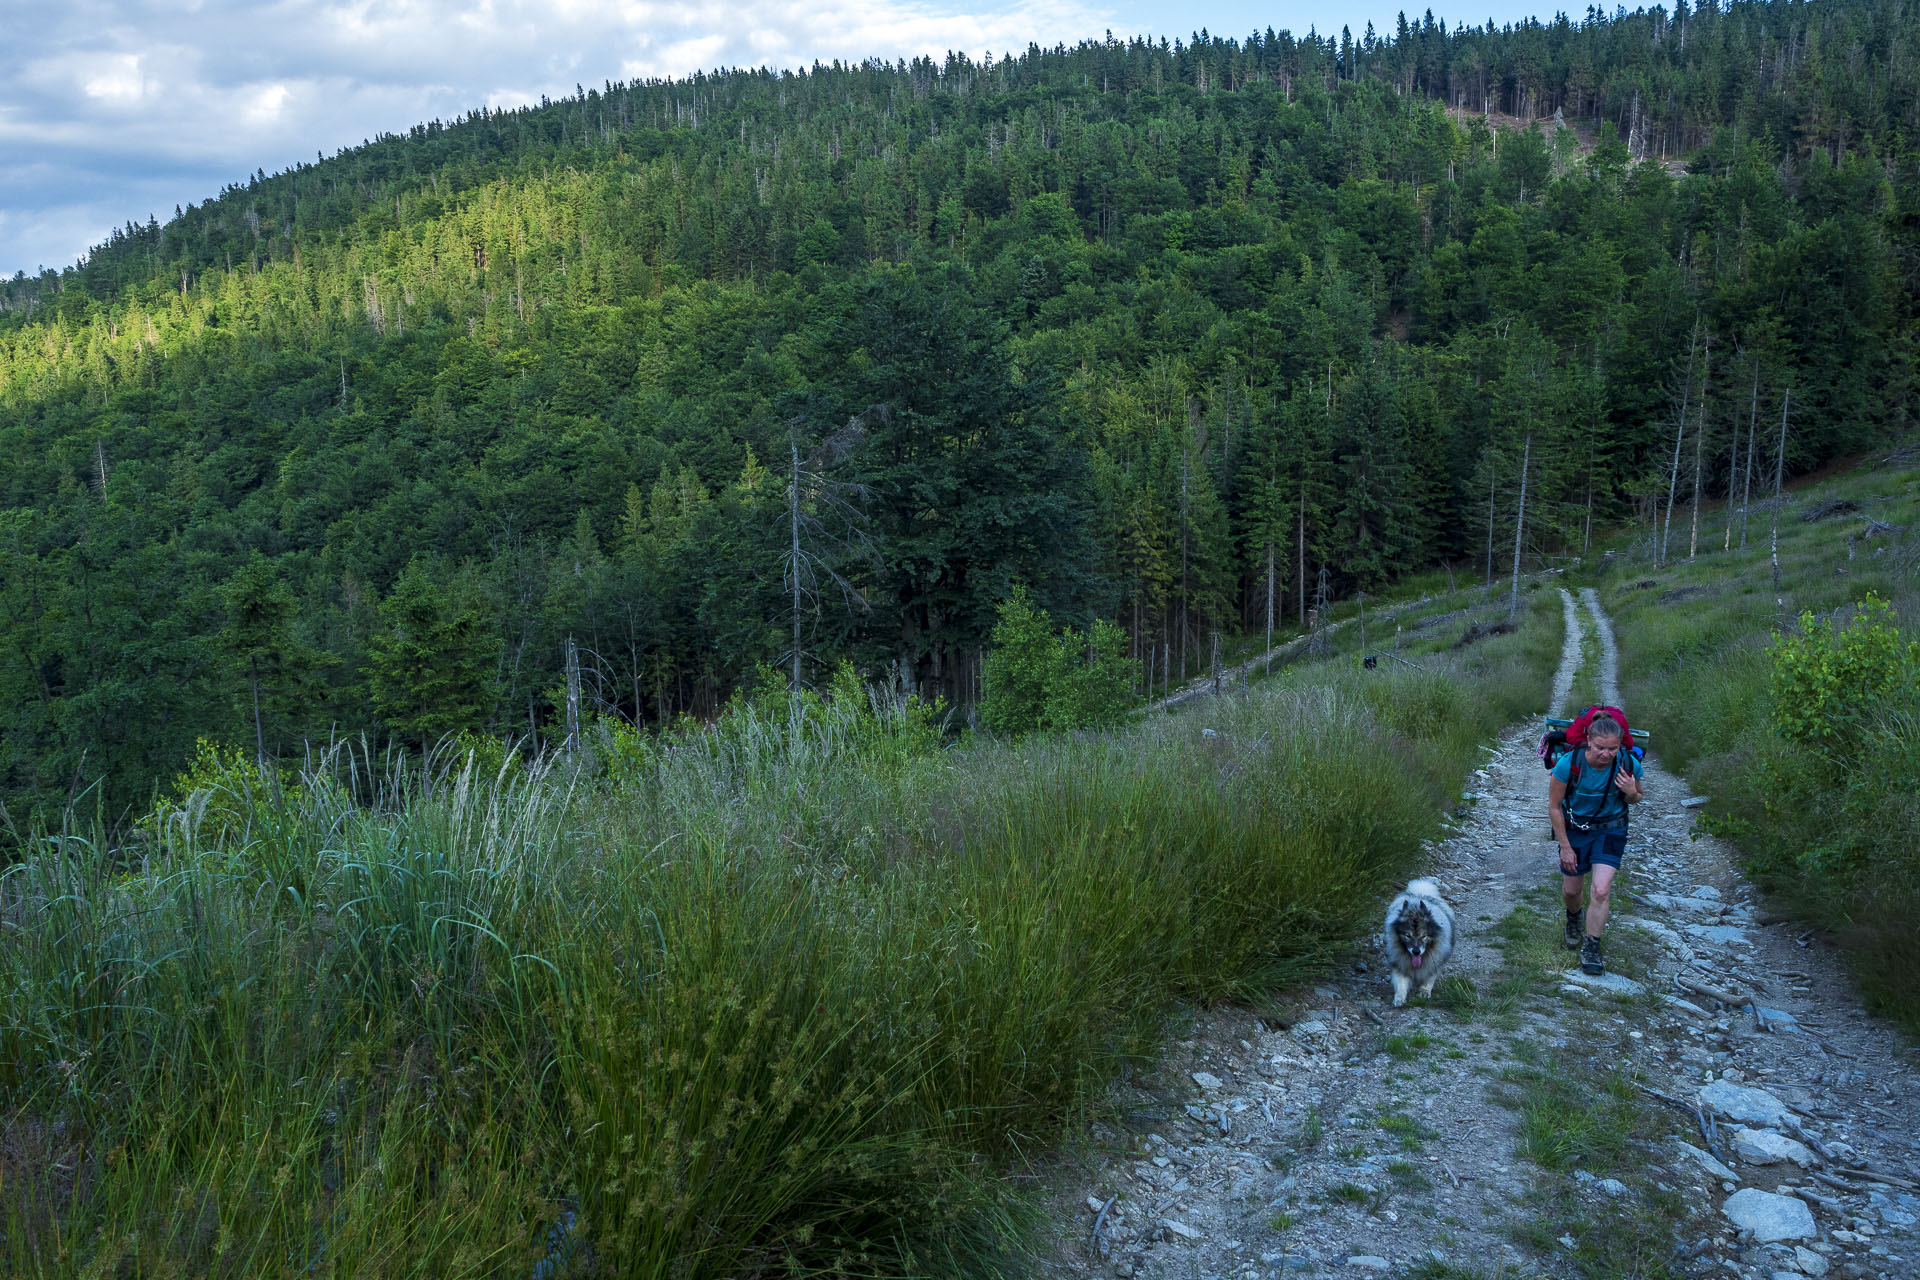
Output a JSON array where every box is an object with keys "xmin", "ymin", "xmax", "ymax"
[{"xmin": 1039, "ymin": 590, "xmax": 1920, "ymax": 1280}]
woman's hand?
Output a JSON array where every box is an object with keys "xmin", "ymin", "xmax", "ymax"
[{"xmin": 1615, "ymin": 768, "xmax": 1644, "ymax": 803}]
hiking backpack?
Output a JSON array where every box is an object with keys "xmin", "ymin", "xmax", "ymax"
[
  {"xmin": 1539, "ymin": 704, "xmax": 1643, "ymax": 830},
  {"xmin": 1538, "ymin": 704, "xmax": 1639, "ymax": 774}
]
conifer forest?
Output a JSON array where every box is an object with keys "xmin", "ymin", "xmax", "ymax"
[{"xmin": 2, "ymin": 0, "xmax": 1915, "ymax": 828}]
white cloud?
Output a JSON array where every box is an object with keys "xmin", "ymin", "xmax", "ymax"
[
  {"xmin": 80, "ymin": 53, "xmax": 147, "ymax": 103},
  {"xmin": 0, "ymin": 0, "xmax": 1114, "ymax": 276}
]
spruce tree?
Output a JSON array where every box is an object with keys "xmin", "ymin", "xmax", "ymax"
[{"xmin": 368, "ymin": 559, "xmax": 503, "ymax": 751}]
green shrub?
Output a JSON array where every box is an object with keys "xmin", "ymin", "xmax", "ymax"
[
  {"xmin": 981, "ymin": 590, "xmax": 1139, "ymax": 736},
  {"xmin": 1768, "ymin": 594, "xmax": 1918, "ymax": 758},
  {"xmin": 1042, "ymin": 619, "xmax": 1137, "ymax": 732},
  {"xmin": 142, "ymin": 737, "xmax": 279, "ymax": 841}
]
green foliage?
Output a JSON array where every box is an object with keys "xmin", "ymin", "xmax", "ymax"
[
  {"xmin": 978, "ymin": 591, "xmax": 1056, "ymax": 737},
  {"xmin": 143, "ymin": 736, "xmax": 286, "ymax": 846},
  {"xmin": 1383, "ymin": 1032, "xmax": 1432, "ymax": 1061},
  {"xmin": 367, "ymin": 559, "xmax": 504, "ymax": 749},
  {"xmin": 981, "ymin": 592, "xmax": 1140, "ymax": 737},
  {"xmin": 1046, "ymin": 620, "xmax": 1138, "ymax": 733},
  {"xmin": 1767, "ymin": 594, "xmax": 1918, "ymax": 756}
]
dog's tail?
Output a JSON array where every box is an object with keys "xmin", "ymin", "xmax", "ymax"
[{"xmin": 1405, "ymin": 878, "xmax": 1442, "ymax": 899}]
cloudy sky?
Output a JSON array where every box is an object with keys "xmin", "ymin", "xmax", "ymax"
[{"xmin": 1, "ymin": 0, "xmax": 1549, "ymax": 279}]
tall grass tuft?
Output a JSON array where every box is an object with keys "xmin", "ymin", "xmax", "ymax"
[{"xmin": 2, "ymin": 619, "xmax": 1549, "ymax": 1276}]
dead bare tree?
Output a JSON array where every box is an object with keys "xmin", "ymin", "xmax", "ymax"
[
  {"xmin": 1485, "ymin": 456, "xmax": 1498, "ymax": 589},
  {"xmin": 1690, "ymin": 333, "xmax": 1711, "ymax": 558},
  {"xmin": 564, "ymin": 634, "xmax": 582, "ymax": 759},
  {"xmin": 784, "ymin": 407, "xmax": 884, "ymax": 694},
  {"xmin": 1661, "ymin": 323, "xmax": 1701, "ymax": 565},
  {"xmin": 1509, "ymin": 434, "xmax": 1531, "ymax": 618},
  {"xmin": 1770, "ymin": 389, "xmax": 1791, "ymax": 593},
  {"xmin": 1724, "ymin": 347, "xmax": 1743, "ymax": 552},
  {"xmin": 1741, "ymin": 355, "xmax": 1760, "ymax": 549}
]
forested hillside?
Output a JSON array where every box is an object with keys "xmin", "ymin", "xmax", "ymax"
[{"xmin": 2, "ymin": 0, "xmax": 1914, "ymax": 829}]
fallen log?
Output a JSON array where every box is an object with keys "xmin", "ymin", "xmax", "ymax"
[{"xmin": 1677, "ymin": 975, "xmax": 1755, "ymax": 1008}]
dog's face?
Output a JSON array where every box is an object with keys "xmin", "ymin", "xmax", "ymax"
[{"xmin": 1393, "ymin": 905, "xmax": 1440, "ymax": 969}]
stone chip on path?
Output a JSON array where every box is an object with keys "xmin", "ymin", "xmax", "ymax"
[
  {"xmin": 1794, "ymin": 1246, "xmax": 1830, "ymax": 1276},
  {"xmin": 1562, "ymin": 969, "xmax": 1645, "ymax": 995},
  {"xmin": 1671, "ymin": 1138, "xmax": 1739, "ymax": 1182},
  {"xmin": 1729, "ymin": 1127, "xmax": 1817, "ymax": 1168}
]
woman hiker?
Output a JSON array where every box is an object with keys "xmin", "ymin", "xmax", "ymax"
[{"xmin": 1548, "ymin": 712, "xmax": 1645, "ymax": 975}]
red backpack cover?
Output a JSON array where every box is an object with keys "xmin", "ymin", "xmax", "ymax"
[
  {"xmin": 1564, "ymin": 704, "xmax": 1634, "ymax": 751},
  {"xmin": 1539, "ymin": 704, "xmax": 1638, "ymax": 772}
]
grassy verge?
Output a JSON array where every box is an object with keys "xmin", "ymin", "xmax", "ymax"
[
  {"xmin": 1569, "ymin": 609, "xmax": 1604, "ymax": 714},
  {"xmin": 1589, "ymin": 450, "xmax": 1920, "ymax": 1030},
  {"xmin": 0, "ymin": 611, "xmax": 1554, "ymax": 1277}
]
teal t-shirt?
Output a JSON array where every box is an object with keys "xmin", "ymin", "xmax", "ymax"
[{"xmin": 1552, "ymin": 747, "xmax": 1642, "ymax": 830}]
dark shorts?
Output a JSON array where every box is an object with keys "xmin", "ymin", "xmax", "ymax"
[{"xmin": 1563, "ymin": 828, "xmax": 1626, "ymax": 877}]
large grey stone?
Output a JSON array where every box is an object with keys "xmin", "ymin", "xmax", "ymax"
[
  {"xmin": 1730, "ymin": 1127, "xmax": 1817, "ymax": 1168},
  {"xmin": 1190, "ymin": 1070, "xmax": 1224, "ymax": 1090},
  {"xmin": 1722, "ymin": 1188, "xmax": 1817, "ymax": 1243},
  {"xmin": 1698, "ymin": 1080, "xmax": 1795, "ymax": 1129},
  {"xmin": 1345, "ymin": 1258, "xmax": 1390, "ymax": 1271}
]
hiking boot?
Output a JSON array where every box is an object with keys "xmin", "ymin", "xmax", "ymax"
[
  {"xmin": 1563, "ymin": 910, "xmax": 1585, "ymax": 950},
  {"xmin": 1579, "ymin": 935, "xmax": 1605, "ymax": 976}
]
